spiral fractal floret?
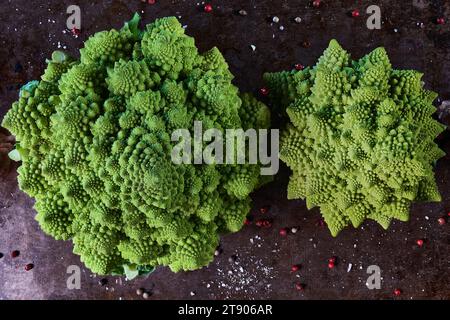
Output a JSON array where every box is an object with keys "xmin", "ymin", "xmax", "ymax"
[
  {"xmin": 264, "ymin": 39, "xmax": 445, "ymax": 236},
  {"xmin": 2, "ymin": 14, "xmax": 271, "ymax": 274}
]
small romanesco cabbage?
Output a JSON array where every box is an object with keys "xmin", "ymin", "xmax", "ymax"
[
  {"xmin": 264, "ymin": 39, "xmax": 445, "ymax": 236},
  {"xmin": 2, "ymin": 14, "xmax": 271, "ymax": 275}
]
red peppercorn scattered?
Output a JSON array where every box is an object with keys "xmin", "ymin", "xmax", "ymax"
[
  {"xmin": 436, "ymin": 17, "xmax": 445, "ymax": 25},
  {"xmin": 11, "ymin": 250, "xmax": 20, "ymax": 258},
  {"xmin": 147, "ymin": 0, "xmax": 156, "ymax": 4},
  {"xmin": 259, "ymin": 206, "xmax": 270, "ymax": 214},
  {"xmin": 328, "ymin": 257, "xmax": 336, "ymax": 264},
  {"xmin": 447, "ymin": 212, "xmax": 450, "ymax": 217},
  {"xmin": 294, "ymin": 63, "xmax": 305, "ymax": 71},
  {"xmin": 351, "ymin": 9, "xmax": 360, "ymax": 17},
  {"xmin": 328, "ymin": 261, "xmax": 335, "ymax": 269},
  {"xmin": 244, "ymin": 218, "xmax": 252, "ymax": 226},
  {"xmin": 260, "ymin": 87, "xmax": 269, "ymax": 96},
  {"xmin": 279, "ymin": 228, "xmax": 288, "ymax": 236},
  {"xmin": 438, "ymin": 217, "xmax": 446, "ymax": 225},
  {"xmin": 393, "ymin": 288, "xmax": 402, "ymax": 296},
  {"xmin": 255, "ymin": 219, "xmax": 272, "ymax": 228},
  {"xmin": 416, "ymin": 239, "xmax": 424, "ymax": 247},
  {"xmin": 295, "ymin": 282, "xmax": 304, "ymax": 291},
  {"xmin": 312, "ymin": 0, "xmax": 321, "ymax": 8},
  {"xmin": 25, "ymin": 263, "xmax": 34, "ymax": 271},
  {"xmin": 302, "ymin": 40, "xmax": 311, "ymax": 48},
  {"xmin": 291, "ymin": 264, "xmax": 300, "ymax": 272},
  {"xmin": 204, "ymin": 4, "xmax": 213, "ymax": 13},
  {"xmin": 71, "ymin": 27, "xmax": 81, "ymax": 36},
  {"xmin": 262, "ymin": 220, "xmax": 272, "ymax": 228}
]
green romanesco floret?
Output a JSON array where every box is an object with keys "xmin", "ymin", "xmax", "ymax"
[
  {"xmin": 264, "ymin": 39, "xmax": 445, "ymax": 236},
  {"xmin": 2, "ymin": 14, "xmax": 271, "ymax": 275}
]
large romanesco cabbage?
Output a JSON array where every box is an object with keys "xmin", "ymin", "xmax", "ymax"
[
  {"xmin": 2, "ymin": 14, "xmax": 270, "ymax": 275},
  {"xmin": 264, "ymin": 40, "xmax": 445, "ymax": 236}
]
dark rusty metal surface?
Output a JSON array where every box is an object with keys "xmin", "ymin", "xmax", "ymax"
[{"xmin": 0, "ymin": 0, "xmax": 449, "ymax": 300}]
